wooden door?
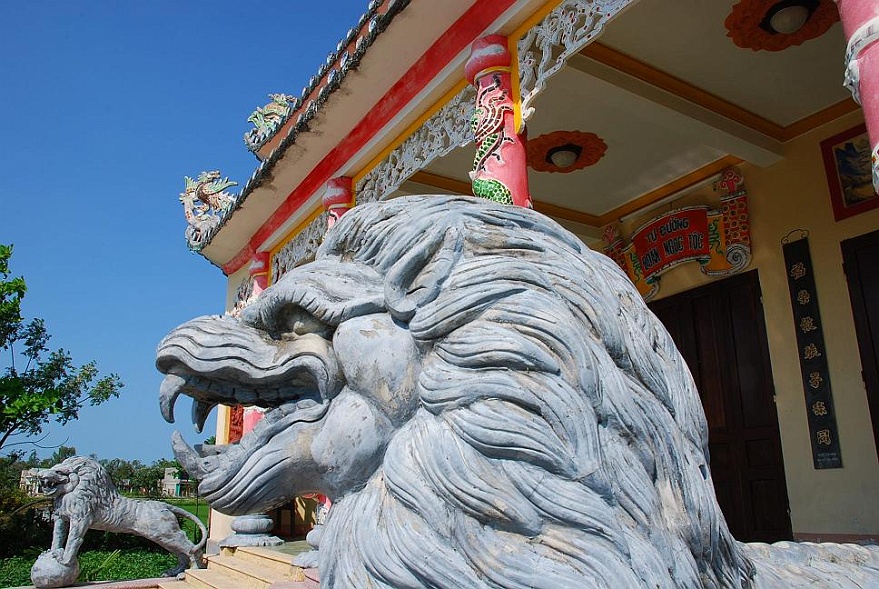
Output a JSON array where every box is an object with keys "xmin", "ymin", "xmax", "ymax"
[
  {"xmin": 649, "ymin": 270, "xmax": 792, "ymax": 542},
  {"xmin": 841, "ymin": 230, "xmax": 879, "ymax": 458}
]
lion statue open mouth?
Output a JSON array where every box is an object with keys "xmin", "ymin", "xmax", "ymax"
[{"xmin": 157, "ymin": 195, "xmax": 879, "ymax": 588}]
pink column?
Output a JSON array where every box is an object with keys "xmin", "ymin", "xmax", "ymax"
[
  {"xmin": 465, "ymin": 35, "xmax": 532, "ymax": 208},
  {"xmin": 248, "ymin": 251, "xmax": 270, "ymax": 298},
  {"xmin": 323, "ymin": 176, "xmax": 354, "ymax": 229},
  {"xmin": 244, "ymin": 251, "xmax": 271, "ymax": 432},
  {"xmin": 837, "ymin": 0, "xmax": 879, "ymax": 191}
]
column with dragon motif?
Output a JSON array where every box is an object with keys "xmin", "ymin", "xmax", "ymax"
[
  {"xmin": 836, "ymin": 0, "xmax": 879, "ymax": 192},
  {"xmin": 465, "ymin": 35, "xmax": 532, "ymax": 208}
]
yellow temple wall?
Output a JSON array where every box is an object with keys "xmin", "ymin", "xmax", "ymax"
[{"xmin": 637, "ymin": 110, "xmax": 879, "ymax": 539}]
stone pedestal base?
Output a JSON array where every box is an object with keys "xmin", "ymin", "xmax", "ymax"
[
  {"xmin": 292, "ymin": 524, "xmax": 323, "ymax": 568},
  {"xmin": 218, "ymin": 514, "xmax": 283, "ymax": 548}
]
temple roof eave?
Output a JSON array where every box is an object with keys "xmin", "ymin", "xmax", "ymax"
[
  {"xmin": 195, "ymin": 0, "xmax": 503, "ymax": 271},
  {"xmin": 192, "ymin": 0, "xmax": 412, "ymax": 262}
]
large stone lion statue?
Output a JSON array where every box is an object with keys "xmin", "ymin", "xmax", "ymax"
[
  {"xmin": 33, "ymin": 456, "xmax": 206, "ymax": 584},
  {"xmin": 157, "ymin": 195, "xmax": 879, "ymax": 588}
]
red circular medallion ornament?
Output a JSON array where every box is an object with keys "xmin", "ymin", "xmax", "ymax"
[
  {"xmin": 527, "ymin": 130, "xmax": 607, "ymax": 173},
  {"xmin": 725, "ymin": 0, "xmax": 839, "ymax": 52}
]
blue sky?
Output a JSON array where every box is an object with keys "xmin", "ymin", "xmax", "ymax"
[{"xmin": 0, "ymin": 1, "xmax": 369, "ymax": 462}]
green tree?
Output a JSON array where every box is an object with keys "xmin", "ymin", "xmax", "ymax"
[
  {"xmin": 0, "ymin": 452, "xmax": 53, "ymax": 558},
  {"xmin": 99, "ymin": 457, "xmax": 139, "ymax": 492},
  {"xmin": 130, "ymin": 463, "xmax": 163, "ymax": 497},
  {"xmin": 42, "ymin": 445, "xmax": 77, "ymax": 467},
  {"xmin": 0, "ymin": 244, "xmax": 122, "ymax": 452}
]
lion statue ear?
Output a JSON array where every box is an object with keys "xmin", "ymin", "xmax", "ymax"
[{"xmin": 384, "ymin": 222, "xmax": 463, "ymax": 321}]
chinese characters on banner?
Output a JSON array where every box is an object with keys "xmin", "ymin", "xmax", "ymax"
[
  {"xmin": 782, "ymin": 236, "xmax": 842, "ymax": 469},
  {"xmin": 602, "ymin": 167, "xmax": 752, "ymax": 300}
]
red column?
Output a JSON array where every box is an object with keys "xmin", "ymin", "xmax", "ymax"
[
  {"xmin": 465, "ymin": 35, "xmax": 532, "ymax": 208},
  {"xmin": 243, "ymin": 251, "xmax": 271, "ymax": 432},
  {"xmin": 323, "ymin": 177, "xmax": 354, "ymax": 229},
  {"xmin": 248, "ymin": 251, "xmax": 270, "ymax": 298},
  {"xmin": 837, "ymin": 0, "xmax": 879, "ymax": 191}
]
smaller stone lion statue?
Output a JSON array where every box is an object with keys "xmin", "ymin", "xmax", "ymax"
[{"xmin": 31, "ymin": 456, "xmax": 206, "ymax": 588}]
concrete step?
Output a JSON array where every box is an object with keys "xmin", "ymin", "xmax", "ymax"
[
  {"xmin": 162, "ymin": 544, "xmax": 319, "ymax": 589},
  {"xmin": 205, "ymin": 554, "xmax": 300, "ymax": 589},
  {"xmin": 182, "ymin": 568, "xmax": 253, "ymax": 589},
  {"xmin": 231, "ymin": 546, "xmax": 301, "ymax": 577}
]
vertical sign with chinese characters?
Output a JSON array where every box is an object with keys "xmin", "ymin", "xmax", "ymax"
[{"xmin": 782, "ymin": 236, "xmax": 842, "ymax": 468}]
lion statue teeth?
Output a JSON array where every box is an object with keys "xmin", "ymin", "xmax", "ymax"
[
  {"xmin": 157, "ymin": 195, "xmax": 879, "ymax": 588},
  {"xmin": 32, "ymin": 456, "xmax": 206, "ymax": 587}
]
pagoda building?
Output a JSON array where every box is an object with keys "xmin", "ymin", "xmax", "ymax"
[{"xmin": 179, "ymin": 0, "xmax": 879, "ymax": 546}]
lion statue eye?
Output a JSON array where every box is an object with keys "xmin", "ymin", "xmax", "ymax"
[{"xmin": 277, "ymin": 305, "xmax": 333, "ymax": 339}]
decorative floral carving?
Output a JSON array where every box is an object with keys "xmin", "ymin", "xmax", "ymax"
[
  {"xmin": 724, "ymin": 0, "xmax": 839, "ymax": 52},
  {"xmin": 527, "ymin": 130, "xmax": 607, "ymax": 173},
  {"xmin": 179, "ymin": 171, "xmax": 238, "ymax": 252},
  {"xmin": 356, "ymin": 86, "xmax": 476, "ymax": 203},
  {"xmin": 517, "ymin": 0, "xmax": 633, "ymax": 121},
  {"xmin": 228, "ymin": 406, "xmax": 244, "ymax": 444},
  {"xmin": 271, "ymin": 212, "xmax": 329, "ymax": 281}
]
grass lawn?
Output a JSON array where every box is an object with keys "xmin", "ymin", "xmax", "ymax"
[
  {"xmin": 0, "ymin": 549, "xmax": 178, "ymax": 588},
  {"xmin": 163, "ymin": 497, "xmax": 210, "ymax": 529}
]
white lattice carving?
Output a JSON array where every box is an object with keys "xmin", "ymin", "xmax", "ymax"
[
  {"xmin": 518, "ymin": 0, "xmax": 634, "ymax": 121},
  {"xmin": 271, "ymin": 212, "xmax": 329, "ymax": 281},
  {"xmin": 356, "ymin": 85, "xmax": 476, "ymax": 204},
  {"xmin": 230, "ymin": 276, "xmax": 255, "ymax": 317}
]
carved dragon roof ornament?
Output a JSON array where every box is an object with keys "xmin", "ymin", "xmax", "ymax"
[
  {"xmin": 244, "ymin": 93, "xmax": 299, "ymax": 153},
  {"xmin": 179, "ymin": 171, "xmax": 238, "ymax": 252},
  {"xmin": 239, "ymin": 0, "xmax": 409, "ymax": 160}
]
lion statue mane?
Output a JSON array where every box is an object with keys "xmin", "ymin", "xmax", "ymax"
[
  {"xmin": 158, "ymin": 195, "xmax": 879, "ymax": 588},
  {"xmin": 34, "ymin": 456, "xmax": 206, "ymax": 581}
]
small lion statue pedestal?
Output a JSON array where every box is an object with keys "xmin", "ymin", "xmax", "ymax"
[{"xmin": 31, "ymin": 551, "xmax": 79, "ymax": 589}]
